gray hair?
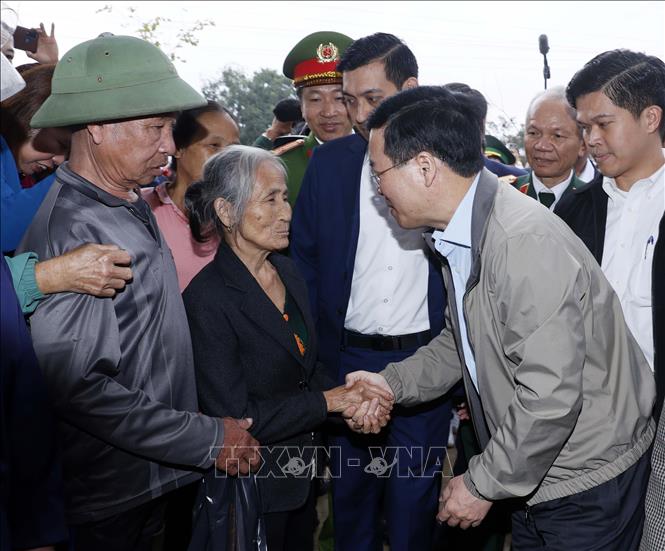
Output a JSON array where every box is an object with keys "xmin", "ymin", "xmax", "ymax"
[
  {"xmin": 185, "ymin": 144, "xmax": 286, "ymax": 241},
  {"xmin": 526, "ymin": 86, "xmax": 581, "ymax": 137}
]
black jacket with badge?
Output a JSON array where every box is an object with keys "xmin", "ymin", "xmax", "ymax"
[{"xmin": 183, "ymin": 241, "xmax": 334, "ymax": 513}]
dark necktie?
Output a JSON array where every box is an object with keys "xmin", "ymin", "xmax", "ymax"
[{"xmin": 538, "ymin": 191, "xmax": 555, "ymax": 209}]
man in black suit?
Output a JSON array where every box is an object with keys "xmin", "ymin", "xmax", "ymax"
[{"xmin": 557, "ymin": 49, "xmax": 665, "ymax": 550}]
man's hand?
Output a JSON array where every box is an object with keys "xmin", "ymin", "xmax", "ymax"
[
  {"xmin": 343, "ymin": 398, "xmax": 392, "ymax": 434},
  {"xmin": 35, "ymin": 243, "xmax": 132, "ymax": 297},
  {"xmin": 215, "ymin": 417, "xmax": 261, "ymax": 476},
  {"xmin": 264, "ymin": 117, "xmax": 294, "ymax": 141},
  {"xmin": 437, "ymin": 474, "xmax": 492, "ymax": 529},
  {"xmin": 26, "ymin": 22, "xmax": 58, "ymax": 64},
  {"xmin": 343, "ymin": 371, "xmax": 395, "ymax": 434},
  {"xmin": 456, "ymin": 401, "xmax": 470, "ymax": 421},
  {"xmin": 324, "ymin": 381, "xmax": 394, "ymax": 414}
]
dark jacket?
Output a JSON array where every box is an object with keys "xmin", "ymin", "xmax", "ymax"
[
  {"xmin": 556, "ymin": 173, "xmax": 665, "ymax": 420},
  {"xmin": 0, "ymin": 257, "xmax": 67, "ymax": 550},
  {"xmin": 183, "ymin": 241, "xmax": 334, "ymax": 514},
  {"xmin": 18, "ymin": 164, "xmax": 223, "ymax": 523},
  {"xmin": 512, "ymin": 170, "xmax": 586, "ymax": 206}
]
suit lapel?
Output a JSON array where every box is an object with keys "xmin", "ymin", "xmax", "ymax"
[
  {"xmin": 214, "ymin": 244, "xmax": 308, "ymax": 368},
  {"xmin": 340, "ymin": 136, "xmax": 368, "ymax": 287},
  {"xmin": 590, "ymin": 175, "xmax": 608, "ymax": 264},
  {"xmin": 270, "ymin": 254, "xmax": 317, "ymax": 370}
]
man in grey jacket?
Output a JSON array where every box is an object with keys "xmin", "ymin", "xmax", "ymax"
[
  {"xmin": 346, "ymin": 86, "xmax": 655, "ymax": 550},
  {"xmin": 18, "ymin": 35, "xmax": 260, "ymax": 549}
]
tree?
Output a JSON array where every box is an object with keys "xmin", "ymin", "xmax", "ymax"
[
  {"xmin": 486, "ymin": 114, "xmax": 526, "ymax": 166},
  {"xmin": 202, "ymin": 68, "xmax": 295, "ymax": 145},
  {"xmin": 95, "ymin": 5, "xmax": 214, "ymax": 63}
]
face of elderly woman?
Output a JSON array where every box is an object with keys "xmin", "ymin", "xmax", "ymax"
[{"xmin": 237, "ymin": 161, "xmax": 291, "ymax": 252}]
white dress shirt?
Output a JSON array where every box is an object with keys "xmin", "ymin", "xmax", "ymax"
[
  {"xmin": 532, "ymin": 170, "xmax": 574, "ymax": 210},
  {"xmin": 432, "ymin": 175, "xmax": 480, "ymax": 391},
  {"xmin": 344, "ymin": 154, "xmax": 431, "ymax": 335},
  {"xmin": 602, "ymin": 158, "xmax": 665, "ymax": 370}
]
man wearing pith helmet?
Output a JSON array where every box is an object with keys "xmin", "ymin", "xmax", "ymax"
[
  {"xmin": 270, "ymin": 31, "xmax": 354, "ymax": 205},
  {"xmin": 19, "ymin": 34, "xmax": 260, "ymax": 549}
]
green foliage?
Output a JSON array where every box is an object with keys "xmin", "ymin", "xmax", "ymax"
[
  {"xmin": 487, "ymin": 114, "xmax": 526, "ymax": 165},
  {"xmin": 95, "ymin": 4, "xmax": 214, "ymax": 63},
  {"xmin": 203, "ymin": 68, "xmax": 295, "ymax": 145}
]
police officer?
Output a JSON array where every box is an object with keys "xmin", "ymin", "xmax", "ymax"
[{"xmin": 270, "ymin": 31, "xmax": 354, "ymax": 205}]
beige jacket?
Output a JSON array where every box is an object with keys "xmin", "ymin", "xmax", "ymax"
[{"xmin": 382, "ymin": 169, "xmax": 655, "ymax": 505}]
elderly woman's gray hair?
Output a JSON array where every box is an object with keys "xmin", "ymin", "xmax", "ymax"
[{"xmin": 185, "ymin": 144, "xmax": 286, "ymax": 242}]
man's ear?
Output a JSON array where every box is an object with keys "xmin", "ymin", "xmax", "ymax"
[
  {"xmin": 642, "ymin": 105, "xmax": 663, "ymax": 135},
  {"xmin": 86, "ymin": 124, "xmax": 105, "ymax": 145},
  {"xmin": 414, "ymin": 151, "xmax": 437, "ymax": 187},
  {"xmin": 173, "ymin": 148, "xmax": 183, "ymax": 160},
  {"xmin": 401, "ymin": 77, "xmax": 418, "ymax": 91}
]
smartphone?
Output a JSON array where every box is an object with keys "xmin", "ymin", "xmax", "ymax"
[{"xmin": 13, "ymin": 26, "xmax": 39, "ymax": 53}]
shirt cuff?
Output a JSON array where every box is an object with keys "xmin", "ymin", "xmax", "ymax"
[
  {"xmin": 379, "ymin": 365, "xmax": 404, "ymax": 403},
  {"xmin": 463, "ymin": 470, "xmax": 488, "ymax": 500},
  {"xmin": 8, "ymin": 252, "xmax": 44, "ymax": 315}
]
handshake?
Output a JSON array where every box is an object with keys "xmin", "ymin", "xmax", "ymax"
[
  {"xmin": 324, "ymin": 371, "xmax": 395, "ymax": 434},
  {"xmin": 214, "ymin": 371, "xmax": 397, "ymax": 476}
]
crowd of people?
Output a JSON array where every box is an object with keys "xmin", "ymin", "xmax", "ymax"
[{"xmin": 1, "ymin": 4, "xmax": 663, "ymax": 551}]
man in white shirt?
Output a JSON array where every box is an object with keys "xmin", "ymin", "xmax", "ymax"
[
  {"xmin": 290, "ymin": 33, "xmax": 453, "ymax": 551},
  {"xmin": 513, "ymin": 86, "xmax": 587, "ymax": 210},
  {"xmin": 558, "ymin": 48, "xmax": 665, "ymax": 551}
]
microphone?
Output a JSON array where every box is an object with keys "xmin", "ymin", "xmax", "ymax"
[
  {"xmin": 539, "ymin": 34, "xmax": 549, "ymax": 55},
  {"xmin": 538, "ymin": 34, "xmax": 551, "ymax": 89}
]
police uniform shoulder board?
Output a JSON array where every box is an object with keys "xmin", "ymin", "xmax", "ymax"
[{"xmin": 273, "ymin": 138, "xmax": 305, "ymax": 157}]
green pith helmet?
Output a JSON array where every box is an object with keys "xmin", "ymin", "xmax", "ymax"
[
  {"xmin": 484, "ymin": 134, "xmax": 516, "ymax": 165},
  {"xmin": 31, "ymin": 34, "xmax": 206, "ymax": 128},
  {"xmin": 282, "ymin": 31, "xmax": 353, "ymax": 89}
]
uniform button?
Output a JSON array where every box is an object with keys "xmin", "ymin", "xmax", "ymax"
[
  {"xmin": 383, "ymin": 298, "xmax": 389, "ymax": 303},
  {"xmin": 388, "ymin": 266, "xmax": 393, "ymax": 271}
]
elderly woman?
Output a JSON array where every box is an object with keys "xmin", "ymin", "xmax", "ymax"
[
  {"xmin": 142, "ymin": 100, "xmax": 240, "ymax": 290},
  {"xmin": 183, "ymin": 145, "xmax": 391, "ymax": 551}
]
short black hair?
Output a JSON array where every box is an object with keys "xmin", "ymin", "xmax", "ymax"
[
  {"xmin": 367, "ymin": 86, "xmax": 485, "ymax": 177},
  {"xmin": 273, "ymin": 97, "xmax": 303, "ymax": 123},
  {"xmin": 442, "ymin": 83, "xmax": 488, "ymax": 122},
  {"xmin": 338, "ymin": 32, "xmax": 418, "ymax": 88},
  {"xmin": 173, "ymin": 100, "xmax": 236, "ymax": 150},
  {"xmin": 442, "ymin": 82, "xmax": 488, "ymax": 136},
  {"xmin": 567, "ymin": 49, "xmax": 665, "ymax": 140}
]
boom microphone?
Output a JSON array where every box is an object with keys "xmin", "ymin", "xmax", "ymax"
[
  {"xmin": 539, "ymin": 34, "xmax": 549, "ymax": 55},
  {"xmin": 538, "ymin": 34, "xmax": 551, "ymax": 89}
]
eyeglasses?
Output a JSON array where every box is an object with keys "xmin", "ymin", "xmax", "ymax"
[{"xmin": 370, "ymin": 159, "xmax": 409, "ymax": 189}]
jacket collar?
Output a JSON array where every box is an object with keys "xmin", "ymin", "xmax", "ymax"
[
  {"xmin": 57, "ymin": 162, "xmax": 140, "ymax": 208},
  {"xmin": 424, "ymin": 168, "xmax": 498, "ymax": 292},
  {"xmin": 212, "ymin": 241, "xmax": 312, "ymax": 368}
]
